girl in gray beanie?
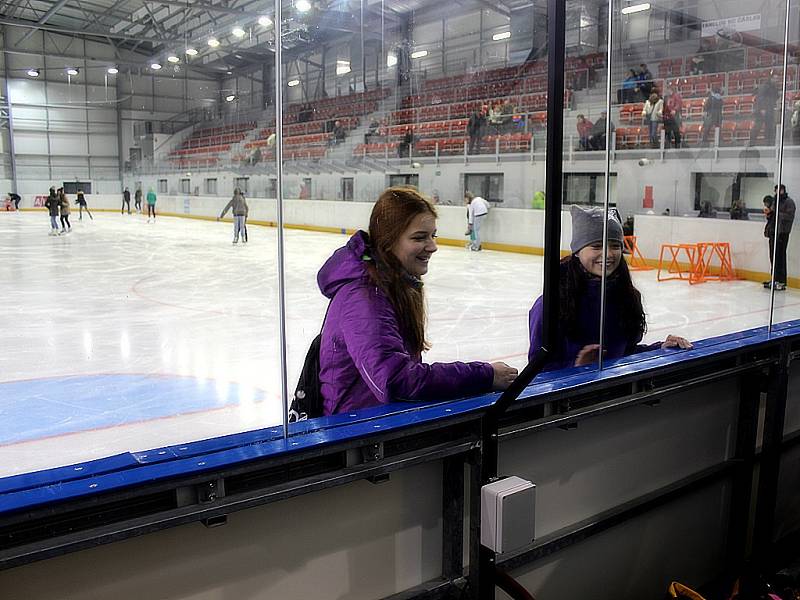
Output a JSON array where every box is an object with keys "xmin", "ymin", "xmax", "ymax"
[{"xmin": 528, "ymin": 205, "xmax": 691, "ymax": 370}]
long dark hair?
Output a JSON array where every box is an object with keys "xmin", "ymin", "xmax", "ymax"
[
  {"xmin": 367, "ymin": 187, "xmax": 437, "ymax": 355},
  {"xmin": 559, "ymin": 254, "xmax": 647, "ymax": 343}
]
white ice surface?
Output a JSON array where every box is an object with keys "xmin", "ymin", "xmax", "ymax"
[{"xmin": 1, "ymin": 211, "xmax": 798, "ymax": 477}]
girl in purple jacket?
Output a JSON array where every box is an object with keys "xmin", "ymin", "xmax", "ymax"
[
  {"xmin": 318, "ymin": 187, "xmax": 518, "ymax": 415},
  {"xmin": 528, "ymin": 205, "xmax": 692, "ymax": 370}
]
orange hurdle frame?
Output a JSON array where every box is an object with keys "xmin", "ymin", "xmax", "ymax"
[
  {"xmin": 623, "ymin": 235, "xmax": 652, "ymax": 271},
  {"xmin": 657, "ymin": 242, "xmax": 736, "ymax": 284}
]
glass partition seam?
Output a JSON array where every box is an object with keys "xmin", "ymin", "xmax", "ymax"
[
  {"xmin": 275, "ymin": 0, "xmax": 290, "ymax": 439},
  {"xmin": 769, "ymin": 0, "xmax": 793, "ymax": 333},
  {"xmin": 598, "ymin": 0, "xmax": 615, "ymax": 370}
]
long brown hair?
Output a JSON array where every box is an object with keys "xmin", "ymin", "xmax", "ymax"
[{"xmin": 368, "ymin": 187, "xmax": 437, "ymax": 355}]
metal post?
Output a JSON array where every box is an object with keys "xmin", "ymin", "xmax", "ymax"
[
  {"xmin": 274, "ymin": 0, "xmax": 290, "ymax": 440},
  {"xmin": 1, "ymin": 49, "xmax": 19, "ymax": 193}
]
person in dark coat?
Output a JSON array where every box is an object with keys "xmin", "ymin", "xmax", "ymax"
[
  {"xmin": 122, "ymin": 187, "xmax": 131, "ymax": 214},
  {"xmin": 467, "ymin": 107, "xmax": 486, "ymax": 154},
  {"xmin": 44, "ymin": 186, "xmax": 60, "ymax": 235},
  {"xmin": 763, "ymin": 185, "xmax": 796, "ymax": 291},
  {"xmin": 589, "ymin": 111, "xmax": 615, "ymax": 150},
  {"xmin": 751, "ymin": 76, "xmax": 779, "ymax": 145},
  {"xmin": 700, "ymin": 87, "xmax": 724, "ymax": 145},
  {"xmin": 134, "ymin": 187, "xmax": 143, "ymax": 213},
  {"xmin": 317, "ymin": 187, "xmax": 517, "ymax": 415},
  {"xmin": 528, "ymin": 205, "xmax": 692, "ymax": 370}
]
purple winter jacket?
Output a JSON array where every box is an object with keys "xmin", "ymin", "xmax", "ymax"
[{"xmin": 318, "ymin": 231, "xmax": 495, "ymax": 415}]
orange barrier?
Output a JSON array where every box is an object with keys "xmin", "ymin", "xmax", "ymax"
[
  {"xmin": 657, "ymin": 243, "xmax": 698, "ymax": 282},
  {"xmin": 624, "ymin": 235, "xmax": 652, "ymax": 271},
  {"xmin": 657, "ymin": 242, "xmax": 736, "ymax": 284}
]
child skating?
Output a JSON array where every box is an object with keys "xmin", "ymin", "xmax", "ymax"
[
  {"xmin": 76, "ymin": 189, "xmax": 92, "ymax": 220},
  {"xmin": 217, "ymin": 187, "xmax": 249, "ymax": 244}
]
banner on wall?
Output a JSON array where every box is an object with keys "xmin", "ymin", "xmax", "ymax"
[
  {"xmin": 33, "ymin": 195, "xmax": 47, "ymax": 207},
  {"xmin": 702, "ymin": 13, "xmax": 761, "ymax": 37}
]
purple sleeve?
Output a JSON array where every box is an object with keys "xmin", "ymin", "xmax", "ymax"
[
  {"xmin": 528, "ymin": 296, "xmax": 544, "ymax": 362},
  {"xmin": 339, "ymin": 286, "xmax": 494, "ymax": 403}
]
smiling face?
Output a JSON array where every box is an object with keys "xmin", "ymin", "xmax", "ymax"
[
  {"xmin": 391, "ymin": 212, "xmax": 438, "ymax": 277},
  {"xmin": 576, "ymin": 240, "xmax": 623, "ymax": 277}
]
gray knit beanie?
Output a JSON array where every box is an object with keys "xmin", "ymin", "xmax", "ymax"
[{"xmin": 569, "ymin": 205, "xmax": 624, "ymax": 253}]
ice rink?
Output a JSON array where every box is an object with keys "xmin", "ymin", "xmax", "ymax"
[{"xmin": 2, "ymin": 209, "xmax": 799, "ymax": 478}]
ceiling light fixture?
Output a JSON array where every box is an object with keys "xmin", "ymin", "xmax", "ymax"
[
  {"xmin": 258, "ymin": 16, "xmax": 273, "ymax": 27},
  {"xmin": 492, "ymin": 31, "xmax": 511, "ymax": 41},
  {"xmin": 67, "ymin": 67, "xmax": 79, "ymax": 76},
  {"xmin": 296, "ymin": 0, "xmax": 311, "ymax": 12},
  {"xmin": 150, "ymin": 63, "xmax": 162, "ymax": 70},
  {"xmin": 27, "ymin": 68, "xmax": 40, "ymax": 77},
  {"xmin": 185, "ymin": 47, "xmax": 198, "ymax": 56},
  {"xmin": 387, "ymin": 54, "xmax": 398, "ymax": 67},
  {"xmin": 287, "ymin": 79, "xmax": 300, "ymax": 87},
  {"xmin": 232, "ymin": 26, "xmax": 246, "ymax": 38},
  {"xmin": 336, "ymin": 60, "xmax": 351, "ymax": 75},
  {"xmin": 107, "ymin": 67, "xmax": 119, "ymax": 74},
  {"xmin": 167, "ymin": 55, "xmax": 180, "ymax": 63},
  {"xmin": 410, "ymin": 50, "xmax": 428, "ymax": 59},
  {"xmin": 226, "ymin": 94, "xmax": 236, "ymax": 102},
  {"xmin": 621, "ymin": 2, "xmax": 651, "ymax": 14},
  {"xmin": 207, "ymin": 37, "xmax": 220, "ymax": 48}
]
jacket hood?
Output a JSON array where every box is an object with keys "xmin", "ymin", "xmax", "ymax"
[{"xmin": 318, "ymin": 230, "xmax": 372, "ymax": 299}]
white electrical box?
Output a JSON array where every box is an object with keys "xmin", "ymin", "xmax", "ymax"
[{"xmin": 480, "ymin": 476, "xmax": 536, "ymax": 554}]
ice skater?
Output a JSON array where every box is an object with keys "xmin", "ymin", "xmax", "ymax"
[
  {"xmin": 44, "ymin": 186, "xmax": 60, "ymax": 236},
  {"xmin": 464, "ymin": 191, "xmax": 489, "ymax": 251},
  {"xmin": 134, "ymin": 187, "xmax": 142, "ymax": 213},
  {"xmin": 763, "ymin": 185, "xmax": 796, "ymax": 291},
  {"xmin": 316, "ymin": 186, "xmax": 518, "ymax": 416},
  {"xmin": 8, "ymin": 192, "xmax": 20, "ymax": 210},
  {"xmin": 58, "ymin": 188, "xmax": 71, "ymax": 234},
  {"xmin": 218, "ymin": 187, "xmax": 249, "ymax": 244},
  {"xmin": 146, "ymin": 187, "xmax": 157, "ymax": 222},
  {"xmin": 75, "ymin": 189, "xmax": 92, "ymax": 220},
  {"xmin": 122, "ymin": 187, "xmax": 131, "ymax": 214},
  {"xmin": 528, "ymin": 205, "xmax": 692, "ymax": 370}
]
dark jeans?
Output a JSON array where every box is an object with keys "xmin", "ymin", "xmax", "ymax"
[
  {"xmin": 135, "ymin": 199, "xmax": 141, "ymax": 212},
  {"xmin": 751, "ymin": 109, "xmax": 775, "ymax": 145},
  {"xmin": 60, "ymin": 215, "xmax": 70, "ymax": 229},
  {"xmin": 147, "ymin": 204, "xmax": 156, "ymax": 218},
  {"xmin": 122, "ymin": 199, "xmax": 130, "ymax": 214},
  {"xmin": 769, "ymin": 233, "xmax": 790, "ymax": 284},
  {"xmin": 468, "ymin": 134, "xmax": 482, "ymax": 154},
  {"xmin": 78, "ymin": 204, "xmax": 92, "ymax": 220},
  {"xmin": 664, "ymin": 118, "xmax": 681, "ymax": 148},
  {"xmin": 701, "ymin": 119, "xmax": 721, "ymax": 143}
]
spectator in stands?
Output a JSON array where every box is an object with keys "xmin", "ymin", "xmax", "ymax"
[
  {"xmin": 662, "ymin": 86, "xmax": 683, "ymax": 148},
  {"xmin": 317, "ymin": 186, "xmax": 517, "ymax": 415},
  {"xmin": 464, "ymin": 191, "xmax": 489, "ymax": 252},
  {"xmin": 730, "ymin": 199, "xmax": 749, "ymax": 220},
  {"xmin": 528, "ymin": 205, "xmax": 692, "ymax": 369},
  {"xmin": 134, "ymin": 186, "xmax": 142, "ymax": 213},
  {"xmin": 576, "ymin": 114, "xmax": 593, "ymax": 150},
  {"xmin": 365, "ymin": 118, "xmax": 380, "ymax": 143},
  {"xmin": 642, "ymin": 91, "xmax": 664, "ymax": 147},
  {"xmin": 467, "ymin": 107, "xmax": 486, "ymax": 154},
  {"xmin": 791, "ymin": 99, "xmax": 800, "ymax": 145},
  {"xmin": 698, "ymin": 200, "xmax": 717, "ymax": 218},
  {"xmin": 688, "ymin": 55, "xmax": 705, "ymax": 76},
  {"xmin": 488, "ymin": 103, "xmax": 504, "ymax": 135},
  {"xmin": 298, "ymin": 104, "xmax": 312, "ymax": 123},
  {"xmin": 637, "ymin": 64, "xmax": 654, "ymax": 100},
  {"xmin": 122, "ymin": 187, "xmax": 131, "ymax": 214},
  {"xmin": 332, "ymin": 120, "xmax": 346, "ymax": 146},
  {"xmin": 8, "ymin": 191, "xmax": 20, "ymax": 210},
  {"xmin": 751, "ymin": 75, "xmax": 779, "ymax": 146},
  {"xmin": 218, "ymin": 188, "xmax": 249, "ymax": 244},
  {"xmin": 250, "ymin": 147, "xmax": 262, "ymax": 166},
  {"xmin": 398, "ymin": 126, "xmax": 413, "ymax": 158},
  {"xmin": 501, "ymin": 100, "xmax": 515, "ymax": 133},
  {"xmin": 700, "ymin": 86, "xmax": 724, "ymax": 145},
  {"xmin": 589, "ymin": 110, "xmax": 615, "ymax": 150},
  {"xmin": 764, "ymin": 185, "xmax": 796, "ymax": 291},
  {"xmin": 619, "ymin": 69, "xmax": 639, "ymax": 104}
]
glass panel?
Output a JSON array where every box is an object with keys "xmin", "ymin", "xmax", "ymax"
[{"xmin": 600, "ymin": 0, "xmax": 786, "ymax": 371}]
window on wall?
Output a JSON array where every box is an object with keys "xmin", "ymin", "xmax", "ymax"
[
  {"xmin": 388, "ymin": 174, "xmax": 419, "ymax": 189},
  {"xmin": 158, "ymin": 179, "xmax": 167, "ymax": 194},
  {"xmin": 464, "ymin": 173, "xmax": 503, "ymax": 204},
  {"xmin": 694, "ymin": 172, "xmax": 772, "ymax": 215},
  {"xmin": 341, "ymin": 177, "xmax": 354, "ymax": 201},
  {"xmin": 205, "ymin": 178, "xmax": 218, "ymax": 195},
  {"xmin": 180, "ymin": 179, "xmax": 190, "ymax": 194},
  {"xmin": 563, "ymin": 173, "xmax": 618, "ymax": 207},
  {"xmin": 235, "ymin": 177, "xmax": 249, "ymax": 195},
  {"xmin": 63, "ymin": 182, "xmax": 92, "ymax": 194}
]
